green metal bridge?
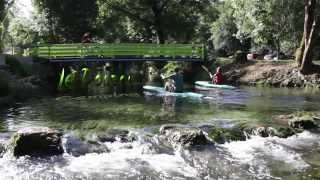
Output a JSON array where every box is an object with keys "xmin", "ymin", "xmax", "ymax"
[{"xmin": 28, "ymin": 43, "xmax": 205, "ymax": 63}]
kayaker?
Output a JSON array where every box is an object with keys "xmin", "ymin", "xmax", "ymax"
[
  {"xmin": 81, "ymin": 32, "xmax": 92, "ymax": 43},
  {"xmin": 211, "ymin": 66, "xmax": 224, "ymax": 85},
  {"xmin": 161, "ymin": 68, "xmax": 184, "ymax": 93}
]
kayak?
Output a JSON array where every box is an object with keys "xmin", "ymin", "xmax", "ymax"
[
  {"xmin": 195, "ymin": 81, "xmax": 236, "ymax": 90},
  {"xmin": 143, "ymin": 85, "xmax": 204, "ymax": 98}
]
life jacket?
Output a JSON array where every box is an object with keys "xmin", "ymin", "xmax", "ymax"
[{"xmin": 213, "ymin": 72, "xmax": 223, "ymax": 84}]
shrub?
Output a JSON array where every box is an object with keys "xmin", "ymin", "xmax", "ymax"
[{"xmin": 5, "ymin": 56, "xmax": 31, "ymax": 77}]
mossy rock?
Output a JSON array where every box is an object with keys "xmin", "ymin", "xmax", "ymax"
[
  {"xmin": 274, "ymin": 127, "xmax": 301, "ymax": 138},
  {"xmin": 159, "ymin": 124, "xmax": 211, "ymax": 148},
  {"xmin": 289, "ymin": 117, "xmax": 318, "ymax": 130},
  {"xmin": 9, "ymin": 127, "xmax": 64, "ymax": 157},
  {"xmin": 208, "ymin": 127, "xmax": 246, "ymax": 144}
]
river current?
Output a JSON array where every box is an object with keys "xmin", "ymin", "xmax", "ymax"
[{"xmin": 0, "ymin": 87, "xmax": 319, "ymax": 179}]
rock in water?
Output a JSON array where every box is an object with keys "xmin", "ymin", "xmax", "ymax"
[
  {"xmin": 9, "ymin": 127, "xmax": 63, "ymax": 157},
  {"xmin": 96, "ymin": 129, "xmax": 135, "ymax": 143},
  {"xmin": 159, "ymin": 124, "xmax": 210, "ymax": 148},
  {"xmin": 64, "ymin": 135, "xmax": 109, "ymax": 157},
  {"xmin": 289, "ymin": 118, "xmax": 318, "ymax": 130},
  {"xmin": 0, "ymin": 142, "xmax": 4, "ymax": 157}
]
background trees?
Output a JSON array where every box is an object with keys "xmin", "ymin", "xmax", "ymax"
[
  {"xmin": 1, "ymin": 0, "xmax": 319, "ymax": 73},
  {"xmin": 97, "ymin": 0, "xmax": 212, "ymax": 44},
  {"xmin": 295, "ymin": 0, "xmax": 320, "ymax": 74},
  {"xmin": 0, "ymin": 0, "xmax": 14, "ymax": 53},
  {"xmin": 34, "ymin": 0, "xmax": 99, "ymax": 43}
]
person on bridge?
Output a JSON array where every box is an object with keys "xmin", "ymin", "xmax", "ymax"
[
  {"xmin": 81, "ymin": 32, "xmax": 92, "ymax": 43},
  {"xmin": 161, "ymin": 68, "xmax": 184, "ymax": 93},
  {"xmin": 210, "ymin": 66, "xmax": 224, "ymax": 85}
]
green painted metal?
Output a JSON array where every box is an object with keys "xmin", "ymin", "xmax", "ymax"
[{"xmin": 28, "ymin": 43, "xmax": 204, "ymax": 61}]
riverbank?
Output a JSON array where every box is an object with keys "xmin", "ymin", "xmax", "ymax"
[
  {"xmin": 0, "ymin": 55, "xmax": 54, "ymax": 107},
  {"xmin": 221, "ymin": 60, "xmax": 320, "ymax": 88}
]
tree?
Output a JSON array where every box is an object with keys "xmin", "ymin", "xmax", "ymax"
[
  {"xmin": 99, "ymin": 0, "xmax": 211, "ymax": 44},
  {"xmin": 210, "ymin": 1, "xmax": 241, "ymax": 54},
  {"xmin": 295, "ymin": 0, "xmax": 320, "ymax": 74},
  {"xmin": 0, "ymin": 0, "xmax": 14, "ymax": 52},
  {"xmin": 209, "ymin": 0, "xmax": 305, "ymax": 56},
  {"xmin": 34, "ymin": 0, "xmax": 99, "ymax": 43}
]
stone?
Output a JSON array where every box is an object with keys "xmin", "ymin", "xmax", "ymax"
[
  {"xmin": 159, "ymin": 124, "xmax": 210, "ymax": 148},
  {"xmin": 208, "ymin": 127, "xmax": 246, "ymax": 144},
  {"xmin": 9, "ymin": 127, "xmax": 63, "ymax": 157},
  {"xmin": 64, "ymin": 135, "xmax": 109, "ymax": 157},
  {"xmin": 289, "ymin": 118, "xmax": 318, "ymax": 130},
  {"xmin": 0, "ymin": 142, "xmax": 4, "ymax": 156},
  {"xmin": 252, "ymin": 127, "xmax": 277, "ymax": 137},
  {"xmin": 274, "ymin": 127, "xmax": 299, "ymax": 138},
  {"xmin": 96, "ymin": 129, "xmax": 136, "ymax": 143}
]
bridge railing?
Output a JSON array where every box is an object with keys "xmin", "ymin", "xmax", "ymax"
[{"xmin": 27, "ymin": 43, "xmax": 204, "ymax": 61}]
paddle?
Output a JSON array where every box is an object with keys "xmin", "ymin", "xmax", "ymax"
[{"xmin": 201, "ymin": 65, "xmax": 213, "ymax": 78}]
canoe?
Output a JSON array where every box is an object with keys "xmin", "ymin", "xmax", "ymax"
[
  {"xmin": 195, "ymin": 81, "xmax": 236, "ymax": 90},
  {"xmin": 143, "ymin": 85, "xmax": 204, "ymax": 98}
]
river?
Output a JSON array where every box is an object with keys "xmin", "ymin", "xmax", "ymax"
[{"xmin": 0, "ymin": 87, "xmax": 319, "ymax": 179}]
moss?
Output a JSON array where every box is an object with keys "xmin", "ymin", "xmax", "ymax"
[
  {"xmin": 274, "ymin": 127, "xmax": 299, "ymax": 138},
  {"xmin": 209, "ymin": 127, "xmax": 246, "ymax": 144}
]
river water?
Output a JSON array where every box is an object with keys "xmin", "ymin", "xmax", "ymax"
[{"xmin": 0, "ymin": 87, "xmax": 319, "ymax": 180}]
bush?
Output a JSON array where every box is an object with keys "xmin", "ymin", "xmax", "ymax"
[{"xmin": 5, "ymin": 55, "xmax": 31, "ymax": 77}]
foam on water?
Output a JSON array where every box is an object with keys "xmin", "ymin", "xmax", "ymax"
[
  {"xmin": 222, "ymin": 131, "xmax": 319, "ymax": 177},
  {"xmin": 0, "ymin": 136, "xmax": 198, "ymax": 180}
]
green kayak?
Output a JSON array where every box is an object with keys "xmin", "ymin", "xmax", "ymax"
[
  {"xmin": 143, "ymin": 85, "xmax": 204, "ymax": 98},
  {"xmin": 195, "ymin": 81, "xmax": 236, "ymax": 90}
]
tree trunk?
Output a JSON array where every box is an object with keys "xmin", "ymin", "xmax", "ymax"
[
  {"xmin": 295, "ymin": 0, "xmax": 318, "ymax": 74},
  {"xmin": 152, "ymin": 2, "xmax": 165, "ymax": 44}
]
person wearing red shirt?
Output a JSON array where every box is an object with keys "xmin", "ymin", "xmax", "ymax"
[{"xmin": 210, "ymin": 67, "xmax": 224, "ymax": 84}]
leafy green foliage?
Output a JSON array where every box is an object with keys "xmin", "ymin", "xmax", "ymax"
[
  {"xmin": 97, "ymin": 0, "xmax": 212, "ymax": 43},
  {"xmin": 5, "ymin": 55, "xmax": 31, "ymax": 77},
  {"xmin": 0, "ymin": 0, "xmax": 14, "ymax": 52},
  {"xmin": 34, "ymin": 0, "xmax": 99, "ymax": 42},
  {"xmin": 209, "ymin": 0, "xmax": 310, "ymax": 56}
]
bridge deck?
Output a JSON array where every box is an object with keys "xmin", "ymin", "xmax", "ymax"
[
  {"xmin": 27, "ymin": 43, "xmax": 205, "ymax": 62},
  {"xmin": 46, "ymin": 57, "xmax": 202, "ymax": 63}
]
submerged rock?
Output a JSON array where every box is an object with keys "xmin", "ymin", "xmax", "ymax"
[
  {"xmin": 159, "ymin": 124, "xmax": 210, "ymax": 148},
  {"xmin": 64, "ymin": 135, "xmax": 109, "ymax": 157},
  {"xmin": 9, "ymin": 127, "xmax": 63, "ymax": 157}
]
